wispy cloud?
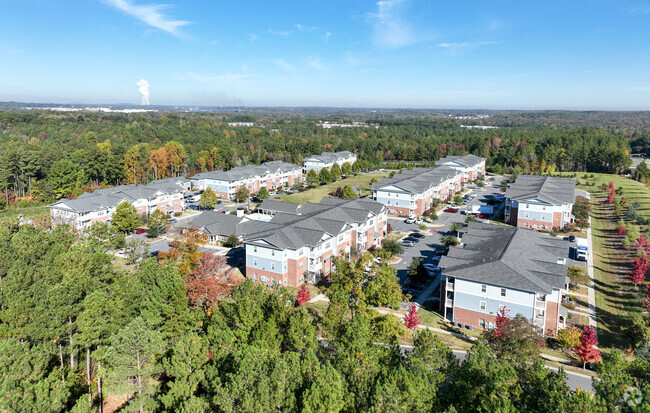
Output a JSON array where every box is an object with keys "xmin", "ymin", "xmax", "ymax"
[
  {"xmin": 366, "ymin": 0, "xmax": 416, "ymax": 48},
  {"xmin": 438, "ymin": 42, "xmax": 471, "ymax": 49},
  {"xmin": 304, "ymin": 56, "xmax": 326, "ymax": 70},
  {"xmin": 629, "ymin": 86, "xmax": 650, "ymax": 91},
  {"xmin": 248, "ymin": 33, "xmax": 258, "ymax": 42},
  {"xmin": 273, "ymin": 59, "xmax": 294, "ymax": 71},
  {"xmin": 103, "ymin": 0, "xmax": 190, "ymax": 37},
  {"xmin": 187, "ymin": 71, "xmax": 256, "ymax": 84},
  {"xmin": 324, "ymin": 32, "xmax": 332, "ymax": 41},
  {"xmin": 438, "ymin": 40, "xmax": 501, "ymax": 51},
  {"xmin": 295, "ymin": 24, "xmax": 318, "ymax": 32},
  {"xmin": 268, "ymin": 28, "xmax": 293, "ymax": 36}
]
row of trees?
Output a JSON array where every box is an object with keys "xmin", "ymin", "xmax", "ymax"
[{"xmin": 0, "ymin": 111, "xmax": 633, "ymax": 205}]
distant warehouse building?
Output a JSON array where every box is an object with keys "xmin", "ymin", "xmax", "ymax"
[
  {"xmin": 504, "ymin": 175, "xmax": 576, "ymax": 231},
  {"xmin": 439, "ymin": 222, "xmax": 570, "ymax": 337}
]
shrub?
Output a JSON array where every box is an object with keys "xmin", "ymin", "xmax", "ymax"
[{"xmin": 382, "ymin": 239, "xmax": 403, "ymax": 255}]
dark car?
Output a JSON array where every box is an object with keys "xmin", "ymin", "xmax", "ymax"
[
  {"xmin": 569, "ymin": 235, "xmax": 576, "ymax": 242},
  {"xmin": 409, "ymin": 232, "xmax": 426, "ymax": 239},
  {"xmin": 444, "ymin": 207, "xmax": 459, "ymax": 213},
  {"xmin": 135, "ymin": 228, "xmax": 146, "ymax": 234},
  {"xmin": 148, "ymin": 250, "xmax": 159, "ymax": 257},
  {"xmin": 404, "ymin": 236, "xmax": 419, "ymax": 243}
]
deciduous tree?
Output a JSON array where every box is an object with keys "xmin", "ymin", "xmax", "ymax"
[
  {"xmin": 575, "ymin": 325, "xmax": 601, "ymax": 369},
  {"xmin": 257, "ymin": 186, "xmax": 269, "ymax": 200},
  {"xmin": 184, "ymin": 252, "xmax": 239, "ymax": 310},
  {"xmin": 297, "ymin": 284, "xmax": 311, "ymax": 306},
  {"xmin": 306, "ymin": 169, "xmax": 319, "ymax": 188},
  {"xmin": 404, "ymin": 302, "xmax": 420, "ymax": 330},
  {"xmin": 112, "ymin": 201, "xmax": 140, "ymax": 233},
  {"xmin": 147, "ymin": 208, "xmax": 168, "ymax": 238},
  {"xmin": 199, "ymin": 187, "xmax": 219, "ymax": 209}
]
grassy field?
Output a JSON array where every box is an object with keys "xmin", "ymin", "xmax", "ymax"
[
  {"xmin": 0, "ymin": 206, "xmax": 49, "ymax": 221},
  {"xmin": 557, "ymin": 172, "xmax": 650, "ymax": 348},
  {"xmin": 281, "ymin": 171, "xmax": 390, "ymax": 204}
]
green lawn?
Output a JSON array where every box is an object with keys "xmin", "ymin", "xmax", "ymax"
[
  {"xmin": 556, "ymin": 172, "xmax": 650, "ymax": 348},
  {"xmin": 281, "ymin": 171, "xmax": 390, "ymax": 204},
  {"xmin": 0, "ymin": 206, "xmax": 49, "ymax": 221}
]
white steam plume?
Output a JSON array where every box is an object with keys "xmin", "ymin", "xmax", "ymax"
[{"xmin": 136, "ymin": 79, "xmax": 150, "ymax": 105}]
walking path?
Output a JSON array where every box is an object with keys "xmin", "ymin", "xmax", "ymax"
[{"xmin": 586, "ymin": 217, "xmax": 597, "ymax": 328}]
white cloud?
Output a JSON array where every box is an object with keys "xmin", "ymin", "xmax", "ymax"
[
  {"xmin": 248, "ymin": 33, "xmax": 258, "ymax": 42},
  {"xmin": 438, "ymin": 40, "xmax": 501, "ymax": 50},
  {"xmin": 304, "ymin": 56, "xmax": 326, "ymax": 70},
  {"xmin": 103, "ymin": 0, "xmax": 190, "ymax": 37},
  {"xmin": 366, "ymin": 0, "xmax": 416, "ymax": 48},
  {"xmin": 295, "ymin": 24, "xmax": 318, "ymax": 32},
  {"xmin": 268, "ymin": 28, "xmax": 293, "ymax": 36},
  {"xmin": 273, "ymin": 59, "xmax": 294, "ymax": 71},
  {"xmin": 629, "ymin": 86, "xmax": 650, "ymax": 91},
  {"xmin": 187, "ymin": 71, "xmax": 256, "ymax": 84},
  {"xmin": 438, "ymin": 42, "xmax": 470, "ymax": 49},
  {"xmin": 324, "ymin": 32, "xmax": 331, "ymax": 41}
]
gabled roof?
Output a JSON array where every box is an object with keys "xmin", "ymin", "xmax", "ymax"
[
  {"xmin": 259, "ymin": 199, "xmax": 303, "ymax": 215},
  {"xmin": 371, "ymin": 165, "xmax": 461, "ymax": 195},
  {"xmin": 505, "ymin": 175, "xmax": 576, "ymax": 205},
  {"xmin": 191, "ymin": 161, "xmax": 301, "ymax": 183},
  {"xmin": 186, "ymin": 211, "xmax": 251, "ymax": 237},
  {"xmin": 305, "ymin": 151, "xmax": 356, "ymax": 164},
  {"xmin": 436, "ymin": 154, "xmax": 485, "ymax": 168},
  {"xmin": 439, "ymin": 222, "xmax": 570, "ymax": 294}
]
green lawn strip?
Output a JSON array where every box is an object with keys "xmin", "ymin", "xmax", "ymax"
[
  {"xmin": 281, "ymin": 171, "xmax": 390, "ymax": 204},
  {"xmin": 0, "ymin": 206, "xmax": 49, "ymax": 220}
]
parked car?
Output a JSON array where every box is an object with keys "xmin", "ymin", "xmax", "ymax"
[
  {"xmin": 569, "ymin": 235, "xmax": 576, "ymax": 242},
  {"xmin": 409, "ymin": 232, "xmax": 425, "ymax": 239},
  {"xmin": 148, "ymin": 250, "xmax": 160, "ymax": 257},
  {"xmin": 477, "ymin": 213, "xmax": 490, "ymax": 218},
  {"xmin": 401, "ymin": 240, "xmax": 415, "ymax": 247},
  {"xmin": 444, "ymin": 207, "xmax": 459, "ymax": 213},
  {"xmin": 404, "ymin": 282, "xmax": 425, "ymax": 290},
  {"xmin": 168, "ymin": 240, "xmax": 180, "ymax": 248},
  {"xmin": 404, "ymin": 236, "xmax": 419, "ymax": 243},
  {"xmin": 415, "ymin": 217, "xmax": 423, "ymax": 224},
  {"xmin": 423, "ymin": 263, "xmax": 441, "ymax": 272},
  {"xmin": 135, "ymin": 228, "xmax": 147, "ymax": 234},
  {"xmin": 430, "ymin": 256, "xmax": 441, "ymax": 264},
  {"xmin": 168, "ymin": 218, "xmax": 177, "ymax": 224},
  {"xmin": 405, "ymin": 217, "xmax": 416, "ymax": 224}
]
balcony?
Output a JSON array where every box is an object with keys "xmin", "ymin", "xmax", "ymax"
[
  {"xmin": 446, "ymin": 278, "xmax": 455, "ymax": 290},
  {"xmin": 446, "ymin": 299, "xmax": 454, "ymax": 307},
  {"xmin": 533, "ymin": 317, "xmax": 544, "ymax": 328},
  {"xmin": 535, "ymin": 299, "xmax": 546, "ymax": 309}
]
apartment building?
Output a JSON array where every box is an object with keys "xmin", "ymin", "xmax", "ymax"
[
  {"xmin": 504, "ymin": 175, "xmax": 576, "ymax": 231},
  {"xmin": 304, "ymin": 151, "xmax": 357, "ymax": 172},
  {"xmin": 244, "ymin": 197, "xmax": 387, "ymax": 287},
  {"xmin": 439, "ymin": 222, "xmax": 570, "ymax": 337},
  {"xmin": 190, "ymin": 161, "xmax": 302, "ymax": 198},
  {"xmin": 371, "ymin": 166, "xmax": 466, "ymax": 216},
  {"xmin": 435, "ymin": 154, "xmax": 486, "ymax": 183},
  {"xmin": 50, "ymin": 178, "xmax": 188, "ymax": 231}
]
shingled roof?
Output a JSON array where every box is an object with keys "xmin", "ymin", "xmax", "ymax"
[
  {"xmin": 436, "ymin": 154, "xmax": 485, "ymax": 168},
  {"xmin": 439, "ymin": 222, "xmax": 569, "ymax": 293},
  {"xmin": 191, "ymin": 161, "xmax": 300, "ymax": 183},
  {"xmin": 371, "ymin": 166, "xmax": 459, "ymax": 194},
  {"xmin": 505, "ymin": 175, "xmax": 576, "ymax": 205},
  {"xmin": 305, "ymin": 151, "xmax": 355, "ymax": 164}
]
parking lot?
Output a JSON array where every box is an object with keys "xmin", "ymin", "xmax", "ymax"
[{"xmin": 389, "ymin": 176, "xmax": 506, "ymax": 303}]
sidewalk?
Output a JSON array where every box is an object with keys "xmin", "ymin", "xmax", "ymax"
[{"xmin": 586, "ymin": 217, "xmax": 597, "ymax": 328}]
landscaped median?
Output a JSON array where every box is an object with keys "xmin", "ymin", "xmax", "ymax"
[{"xmin": 280, "ymin": 171, "xmax": 390, "ymax": 204}]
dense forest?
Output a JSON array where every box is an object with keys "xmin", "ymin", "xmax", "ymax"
[
  {"xmin": 0, "ymin": 109, "xmax": 636, "ymax": 205},
  {"xmin": 0, "ymin": 222, "xmax": 648, "ymax": 412}
]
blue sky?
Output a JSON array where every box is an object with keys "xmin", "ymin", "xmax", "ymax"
[{"xmin": 2, "ymin": 0, "xmax": 650, "ymax": 109}]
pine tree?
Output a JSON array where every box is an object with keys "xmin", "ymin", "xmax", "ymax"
[
  {"xmin": 575, "ymin": 325, "xmax": 601, "ymax": 369},
  {"xmin": 330, "ymin": 163, "xmax": 342, "ymax": 181},
  {"xmin": 403, "ymin": 302, "xmax": 420, "ymax": 330},
  {"xmin": 297, "ymin": 284, "xmax": 311, "ymax": 306},
  {"xmin": 341, "ymin": 185, "xmax": 358, "ymax": 199},
  {"xmin": 306, "ymin": 169, "xmax": 319, "ymax": 188},
  {"xmin": 319, "ymin": 168, "xmax": 332, "ymax": 184}
]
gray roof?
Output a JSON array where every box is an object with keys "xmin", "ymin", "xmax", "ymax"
[
  {"xmin": 371, "ymin": 165, "xmax": 460, "ymax": 195},
  {"xmin": 191, "ymin": 161, "xmax": 300, "ymax": 183},
  {"xmin": 436, "ymin": 154, "xmax": 485, "ymax": 168},
  {"xmin": 439, "ymin": 222, "xmax": 569, "ymax": 294},
  {"xmin": 245, "ymin": 197, "xmax": 386, "ymax": 250},
  {"xmin": 259, "ymin": 199, "xmax": 303, "ymax": 215},
  {"xmin": 187, "ymin": 211, "xmax": 250, "ymax": 237},
  {"xmin": 505, "ymin": 175, "xmax": 576, "ymax": 205},
  {"xmin": 305, "ymin": 151, "xmax": 355, "ymax": 164}
]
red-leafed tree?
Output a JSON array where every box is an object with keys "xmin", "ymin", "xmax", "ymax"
[
  {"xmin": 629, "ymin": 254, "xmax": 648, "ymax": 288},
  {"xmin": 575, "ymin": 325, "xmax": 600, "ymax": 369},
  {"xmin": 642, "ymin": 284, "xmax": 650, "ymax": 311},
  {"xmin": 607, "ymin": 194, "xmax": 614, "ymax": 204},
  {"xmin": 636, "ymin": 234, "xmax": 649, "ymax": 252},
  {"xmin": 493, "ymin": 306, "xmax": 510, "ymax": 339},
  {"xmin": 184, "ymin": 252, "xmax": 241, "ymax": 310},
  {"xmin": 618, "ymin": 224, "xmax": 627, "ymax": 235},
  {"xmin": 403, "ymin": 302, "xmax": 420, "ymax": 330},
  {"xmin": 297, "ymin": 284, "xmax": 311, "ymax": 306}
]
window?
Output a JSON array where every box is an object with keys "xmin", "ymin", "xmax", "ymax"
[
  {"xmin": 501, "ymin": 288, "xmax": 506, "ymax": 297},
  {"xmin": 525, "ymin": 204, "xmax": 529, "ymax": 208},
  {"xmin": 481, "ymin": 284, "xmax": 487, "ymax": 293},
  {"xmin": 299, "ymin": 249, "xmax": 303, "ymax": 256},
  {"xmin": 479, "ymin": 318, "xmax": 486, "ymax": 328},
  {"xmin": 271, "ymin": 263, "xmax": 276, "ymax": 270},
  {"xmin": 325, "ymin": 242, "xmax": 331, "ymax": 249},
  {"xmin": 479, "ymin": 301, "xmax": 486, "ymax": 311},
  {"xmin": 387, "ymin": 200, "xmax": 391, "ymax": 205},
  {"xmin": 499, "ymin": 304, "xmax": 506, "ymax": 312},
  {"xmin": 298, "ymin": 262, "xmax": 304, "ymax": 269},
  {"xmin": 253, "ymin": 259, "xmax": 258, "ymax": 266},
  {"xmin": 524, "ymin": 212, "xmax": 529, "ymax": 218},
  {"xmin": 253, "ymin": 273, "xmax": 257, "ymax": 280},
  {"xmin": 254, "ymin": 246, "xmax": 258, "ymax": 253},
  {"xmin": 271, "ymin": 250, "xmax": 275, "ymax": 257},
  {"xmin": 541, "ymin": 214, "xmax": 546, "ymax": 220},
  {"xmin": 524, "ymin": 222, "xmax": 529, "ymax": 227},
  {"xmin": 283, "ymin": 263, "xmax": 287, "ymax": 271}
]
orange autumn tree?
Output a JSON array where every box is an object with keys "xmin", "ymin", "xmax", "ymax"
[{"xmin": 159, "ymin": 228, "xmax": 241, "ymax": 310}]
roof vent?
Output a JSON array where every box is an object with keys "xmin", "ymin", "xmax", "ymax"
[{"xmin": 557, "ymin": 258, "xmax": 566, "ymax": 265}]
